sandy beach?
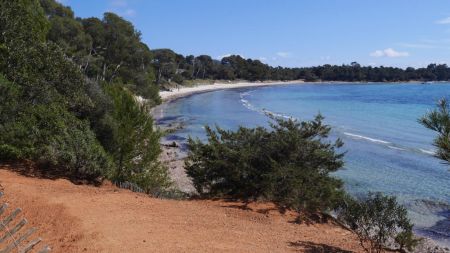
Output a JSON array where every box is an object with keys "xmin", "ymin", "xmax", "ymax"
[{"xmin": 159, "ymin": 80, "xmax": 304, "ymax": 102}]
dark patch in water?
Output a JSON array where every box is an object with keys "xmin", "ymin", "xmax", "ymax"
[
  {"xmin": 164, "ymin": 135, "xmax": 186, "ymax": 141},
  {"xmin": 429, "ymin": 210, "xmax": 450, "ymax": 237},
  {"xmin": 156, "ymin": 115, "xmax": 184, "ymax": 124},
  {"xmin": 408, "ymin": 199, "xmax": 450, "ymax": 215},
  {"xmin": 411, "ymin": 200, "xmax": 450, "ymax": 246}
]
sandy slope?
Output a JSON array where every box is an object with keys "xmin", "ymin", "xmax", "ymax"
[{"xmin": 0, "ymin": 166, "xmax": 368, "ymax": 253}]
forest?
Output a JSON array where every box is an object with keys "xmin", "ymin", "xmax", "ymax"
[
  {"xmin": 153, "ymin": 49, "xmax": 450, "ymax": 85},
  {"xmin": 0, "ymin": 0, "xmax": 169, "ymax": 192}
]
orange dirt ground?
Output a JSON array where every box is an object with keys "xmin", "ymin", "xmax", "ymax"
[{"xmin": 0, "ymin": 166, "xmax": 368, "ymax": 253}]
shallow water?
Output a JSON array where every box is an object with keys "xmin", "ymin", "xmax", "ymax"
[{"xmin": 156, "ymin": 82, "xmax": 450, "ymax": 246}]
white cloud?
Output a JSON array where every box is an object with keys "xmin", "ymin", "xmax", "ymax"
[
  {"xmin": 436, "ymin": 17, "xmax": 450, "ymax": 24},
  {"xmin": 370, "ymin": 48, "xmax": 409, "ymax": 58},
  {"xmin": 276, "ymin": 52, "xmax": 291, "ymax": 58},
  {"xmin": 258, "ymin": 57, "xmax": 267, "ymax": 62}
]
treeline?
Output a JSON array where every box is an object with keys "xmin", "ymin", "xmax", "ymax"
[
  {"xmin": 0, "ymin": 0, "xmax": 169, "ymax": 192},
  {"xmin": 35, "ymin": 0, "xmax": 450, "ymax": 88},
  {"xmin": 153, "ymin": 49, "xmax": 450, "ymax": 84}
]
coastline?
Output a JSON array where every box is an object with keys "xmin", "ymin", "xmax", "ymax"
[
  {"xmin": 153, "ymin": 79, "xmax": 422, "ymax": 192},
  {"xmin": 156, "ymin": 80, "xmax": 305, "ymax": 193},
  {"xmin": 156, "ymin": 80, "xmax": 304, "ymax": 193},
  {"xmin": 158, "ymin": 79, "xmax": 432, "ymax": 103},
  {"xmin": 155, "ymin": 81, "xmax": 450, "ymax": 251},
  {"xmin": 159, "ymin": 80, "xmax": 305, "ymax": 102}
]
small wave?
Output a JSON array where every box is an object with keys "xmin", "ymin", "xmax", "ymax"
[
  {"xmin": 262, "ymin": 109, "xmax": 293, "ymax": 119},
  {"xmin": 388, "ymin": 145, "xmax": 406, "ymax": 151},
  {"xmin": 240, "ymin": 92, "xmax": 294, "ymax": 120},
  {"xmin": 240, "ymin": 93, "xmax": 259, "ymax": 112},
  {"xmin": 343, "ymin": 132, "xmax": 391, "ymax": 144},
  {"xmin": 419, "ymin": 148, "xmax": 436, "ymax": 155},
  {"xmin": 239, "ymin": 95, "xmax": 437, "ymax": 157}
]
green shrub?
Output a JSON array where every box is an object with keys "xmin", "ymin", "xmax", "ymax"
[
  {"xmin": 106, "ymin": 84, "xmax": 171, "ymax": 191},
  {"xmin": 420, "ymin": 98, "xmax": 450, "ymax": 165},
  {"xmin": 0, "ymin": 144, "xmax": 22, "ymax": 160},
  {"xmin": 186, "ymin": 115, "xmax": 345, "ymax": 213},
  {"xmin": 0, "ymin": 103, "xmax": 112, "ymax": 180},
  {"xmin": 338, "ymin": 193, "xmax": 419, "ymax": 253}
]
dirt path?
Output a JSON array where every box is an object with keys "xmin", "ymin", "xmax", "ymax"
[{"xmin": 0, "ymin": 167, "xmax": 366, "ymax": 253}]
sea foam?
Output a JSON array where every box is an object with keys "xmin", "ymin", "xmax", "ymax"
[{"xmin": 343, "ymin": 132, "xmax": 391, "ymax": 144}]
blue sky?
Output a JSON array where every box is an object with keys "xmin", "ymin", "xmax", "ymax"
[{"xmin": 60, "ymin": 0, "xmax": 450, "ymax": 68}]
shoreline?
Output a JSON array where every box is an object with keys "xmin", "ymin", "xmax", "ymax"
[
  {"xmin": 155, "ymin": 81, "xmax": 450, "ymax": 251},
  {"xmin": 158, "ymin": 79, "xmax": 434, "ymax": 103},
  {"xmin": 159, "ymin": 80, "xmax": 305, "ymax": 102}
]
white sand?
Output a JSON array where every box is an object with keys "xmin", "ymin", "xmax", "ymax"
[{"xmin": 159, "ymin": 80, "xmax": 304, "ymax": 102}]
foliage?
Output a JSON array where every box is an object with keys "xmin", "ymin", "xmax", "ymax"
[
  {"xmin": 0, "ymin": 99, "xmax": 112, "ymax": 179},
  {"xmin": 151, "ymin": 49, "xmax": 450, "ymax": 84},
  {"xmin": 419, "ymin": 98, "xmax": 450, "ymax": 164},
  {"xmin": 0, "ymin": 0, "xmax": 49, "ymax": 44},
  {"xmin": 0, "ymin": 0, "xmax": 166, "ymax": 188},
  {"xmin": 106, "ymin": 84, "xmax": 171, "ymax": 192},
  {"xmin": 338, "ymin": 193, "xmax": 419, "ymax": 253},
  {"xmin": 0, "ymin": 0, "xmax": 111, "ymax": 180},
  {"xmin": 186, "ymin": 115, "xmax": 345, "ymax": 213},
  {"xmin": 39, "ymin": 0, "xmax": 160, "ymax": 103},
  {"xmin": 1, "ymin": 0, "xmax": 91, "ymax": 112}
]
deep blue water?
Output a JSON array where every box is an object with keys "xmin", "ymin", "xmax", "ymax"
[{"xmin": 156, "ymin": 82, "xmax": 450, "ymax": 246}]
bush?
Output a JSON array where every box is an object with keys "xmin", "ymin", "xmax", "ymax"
[
  {"xmin": 186, "ymin": 115, "xmax": 346, "ymax": 213},
  {"xmin": 420, "ymin": 98, "xmax": 450, "ymax": 165},
  {"xmin": 0, "ymin": 144, "xmax": 22, "ymax": 160},
  {"xmin": 338, "ymin": 193, "xmax": 419, "ymax": 253},
  {"xmin": 106, "ymin": 84, "xmax": 172, "ymax": 191},
  {"xmin": 0, "ymin": 103, "xmax": 112, "ymax": 180}
]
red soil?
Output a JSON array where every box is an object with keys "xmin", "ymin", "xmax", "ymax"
[{"xmin": 0, "ymin": 165, "xmax": 368, "ymax": 253}]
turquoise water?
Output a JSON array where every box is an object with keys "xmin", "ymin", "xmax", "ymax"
[{"xmin": 157, "ymin": 83, "xmax": 450, "ymax": 246}]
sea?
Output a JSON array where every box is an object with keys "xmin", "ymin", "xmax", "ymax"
[{"xmin": 155, "ymin": 82, "xmax": 450, "ymax": 246}]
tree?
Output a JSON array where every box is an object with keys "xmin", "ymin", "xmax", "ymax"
[
  {"xmin": 106, "ymin": 84, "xmax": 171, "ymax": 192},
  {"xmin": 420, "ymin": 99, "xmax": 450, "ymax": 164},
  {"xmin": 0, "ymin": 0, "xmax": 112, "ymax": 180},
  {"xmin": 39, "ymin": 1, "xmax": 160, "ymax": 103},
  {"xmin": 186, "ymin": 115, "xmax": 346, "ymax": 213},
  {"xmin": 339, "ymin": 193, "xmax": 419, "ymax": 253},
  {"xmin": 151, "ymin": 49, "xmax": 181, "ymax": 83}
]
